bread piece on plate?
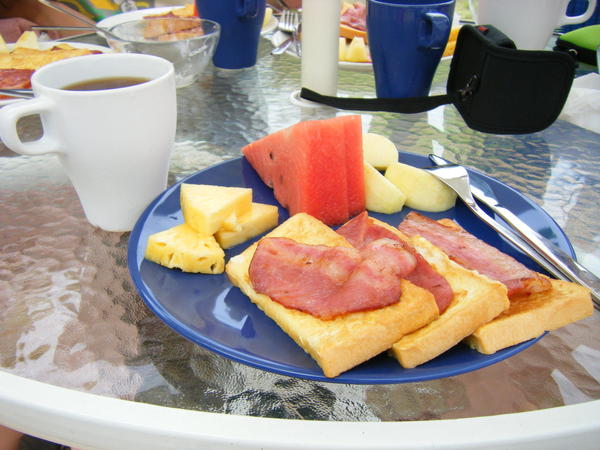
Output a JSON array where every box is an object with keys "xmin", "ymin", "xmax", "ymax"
[
  {"xmin": 391, "ymin": 235, "xmax": 510, "ymax": 369},
  {"xmin": 466, "ymin": 278, "xmax": 593, "ymax": 354},
  {"xmin": 226, "ymin": 212, "xmax": 439, "ymax": 378}
]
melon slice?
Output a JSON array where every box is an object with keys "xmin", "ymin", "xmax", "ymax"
[
  {"xmin": 242, "ymin": 116, "xmax": 365, "ymax": 225},
  {"xmin": 340, "ymin": 115, "xmax": 365, "ymax": 216}
]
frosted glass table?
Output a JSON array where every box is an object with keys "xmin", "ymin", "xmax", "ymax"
[{"xmin": 1, "ymin": 36, "xmax": 599, "ymax": 449}]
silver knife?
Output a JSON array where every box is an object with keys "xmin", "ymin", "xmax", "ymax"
[{"xmin": 429, "ymin": 153, "xmax": 600, "ymax": 309}]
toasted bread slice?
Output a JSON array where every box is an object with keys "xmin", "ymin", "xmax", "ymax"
[
  {"xmin": 391, "ymin": 235, "xmax": 510, "ymax": 369},
  {"xmin": 466, "ymin": 278, "xmax": 593, "ymax": 354},
  {"xmin": 225, "ymin": 213, "xmax": 439, "ymax": 378}
]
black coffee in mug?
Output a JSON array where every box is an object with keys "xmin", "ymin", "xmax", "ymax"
[{"xmin": 62, "ymin": 76, "xmax": 150, "ymax": 91}]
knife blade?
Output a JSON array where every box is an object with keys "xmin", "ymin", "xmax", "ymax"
[{"xmin": 428, "ymin": 153, "xmax": 600, "ymax": 309}]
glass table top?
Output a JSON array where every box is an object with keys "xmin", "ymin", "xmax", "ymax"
[{"xmin": 1, "ymin": 35, "xmax": 599, "ymax": 431}]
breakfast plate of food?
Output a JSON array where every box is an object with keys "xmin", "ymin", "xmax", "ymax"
[
  {"xmin": 0, "ymin": 32, "xmax": 110, "ymax": 105},
  {"xmin": 128, "ymin": 117, "xmax": 592, "ymax": 384}
]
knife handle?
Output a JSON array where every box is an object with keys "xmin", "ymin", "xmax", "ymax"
[{"xmin": 485, "ymin": 202, "xmax": 600, "ymax": 309}]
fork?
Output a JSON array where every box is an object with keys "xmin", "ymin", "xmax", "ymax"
[
  {"xmin": 271, "ymin": 9, "xmax": 300, "ymax": 55},
  {"xmin": 425, "ymin": 163, "xmax": 600, "ymax": 308}
]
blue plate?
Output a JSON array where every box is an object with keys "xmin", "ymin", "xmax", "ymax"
[{"xmin": 128, "ymin": 153, "xmax": 574, "ymax": 384}]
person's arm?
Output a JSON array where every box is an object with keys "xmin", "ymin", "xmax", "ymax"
[
  {"xmin": 0, "ymin": 17, "xmax": 38, "ymax": 41},
  {"xmin": 0, "ymin": 0, "xmax": 97, "ymax": 39}
]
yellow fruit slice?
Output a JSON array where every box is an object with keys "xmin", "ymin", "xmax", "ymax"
[
  {"xmin": 385, "ymin": 162, "xmax": 456, "ymax": 212},
  {"xmin": 364, "ymin": 163, "xmax": 406, "ymax": 214},
  {"xmin": 14, "ymin": 31, "xmax": 39, "ymax": 50},
  {"xmin": 180, "ymin": 184, "xmax": 252, "ymax": 236},
  {"xmin": 145, "ymin": 223, "xmax": 225, "ymax": 274},
  {"xmin": 362, "ymin": 132, "xmax": 398, "ymax": 170},
  {"xmin": 345, "ymin": 37, "xmax": 369, "ymax": 62},
  {"xmin": 339, "ymin": 37, "xmax": 347, "ymax": 62},
  {"xmin": 262, "ymin": 7, "xmax": 273, "ymax": 28},
  {"xmin": 215, "ymin": 203, "xmax": 279, "ymax": 249}
]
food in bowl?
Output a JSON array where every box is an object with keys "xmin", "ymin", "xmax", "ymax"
[
  {"xmin": 143, "ymin": 4, "xmax": 196, "ymax": 19},
  {"xmin": 107, "ymin": 18, "xmax": 220, "ymax": 88}
]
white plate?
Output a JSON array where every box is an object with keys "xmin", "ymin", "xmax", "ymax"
[
  {"xmin": 98, "ymin": 6, "xmax": 278, "ymax": 35},
  {"xmin": 0, "ymin": 41, "xmax": 111, "ymax": 106}
]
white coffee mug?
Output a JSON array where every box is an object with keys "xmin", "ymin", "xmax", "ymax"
[
  {"xmin": 469, "ymin": 0, "xmax": 597, "ymax": 50},
  {"xmin": 0, "ymin": 53, "xmax": 176, "ymax": 232}
]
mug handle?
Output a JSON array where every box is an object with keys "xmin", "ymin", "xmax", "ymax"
[
  {"xmin": 237, "ymin": 0, "xmax": 260, "ymax": 18},
  {"xmin": 420, "ymin": 12, "xmax": 451, "ymax": 50},
  {"xmin": 560, "ymin": 0, "xmax": 597, "ymax": 25},
  {"xmin": 0, "ymin": 97, "xmax": 61, "ymax": 155}
]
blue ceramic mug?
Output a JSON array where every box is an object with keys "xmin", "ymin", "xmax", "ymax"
[
  {"xmin": 367, "ymin": 0, "xmax": 455, "ymax": 98},
  {"xmin": 196, "ymin": 0, "xmax": 266, "ymax": 69}
]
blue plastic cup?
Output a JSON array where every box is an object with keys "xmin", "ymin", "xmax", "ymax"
[
  {"xmin": 367, "ymin": 0, "xmax": 455, "ymax": 98},
  {"xmin": 196, "ymin": 0, "xmax": 266, "ymax": 69}
]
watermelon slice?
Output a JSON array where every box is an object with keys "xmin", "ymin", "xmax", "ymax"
[
  {"xmin": 242, "ymin": 115, "xmax": 365, "ymax": 225},
  {"xmin": 340, "ymin": 115, "xmax": 365, "ymax": 216}
]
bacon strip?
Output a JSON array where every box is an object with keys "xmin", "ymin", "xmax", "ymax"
[
  {"xmin": 341, "ymin": 3, "xmax": 366, "ymax": 31},
  {"xmin": 249, "ymin": 236, "xmax": 417, "ymax": 320},
  {"xmin": 337, "ymin": 212, "xmax": 453, "ymax": 313},
  {"xmin": 398, "ymin": 212, "xmax": 550, "ymax": 298},
  {"xmin": 0, "ymin": 69, "xmax": 33, "ymax": 99}
]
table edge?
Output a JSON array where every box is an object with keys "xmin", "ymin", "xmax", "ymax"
[{"xmin": 1, "ymin": 371, "xmax": 599, "ymax": 449}]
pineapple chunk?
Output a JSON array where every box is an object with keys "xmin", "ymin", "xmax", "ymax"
[
  {"xmin": 145, "ymin": 223, "xmax": 225, "ymax": 274},
  {"xmin": 364, "ymin": 162, "xmax": 406, "ymax": 214},
  {"xmin": 262, "ymin": 7, "xmax": 273, "ymax": 28},
  {"xmin": 215, "ymin": 203, "xmax": 279, "ymax": 249},
  {"xmin": 385, "ymin": 162, "xmax": 457, "ymax": 212},
  {"xmin": 14, "ymin": 31, "xmax": 39, "ymax": 50},
  {"xmin": 221, "ymin": 212, "xmax": 242, "ymax": 232},
  {"xmin": 362, "ymin": 132, "xmax": 398, "ymax": 170},
  {"xmin": 339, "ymin": 37, "xmax": 347, "ymax": 62},
  {"xmin": 0, "ymin": 35, "xmax": 8, "ymax": 54},
  {"xmin": 180, "ymin": 184, "xmax": 252, "ymax": 236},
  {"xmin": 345, "ymin": 37, "xmax": 369, "ymax": 62}
]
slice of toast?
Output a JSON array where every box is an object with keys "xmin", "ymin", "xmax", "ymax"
[
  {"xmin": 390, "ymin": 234, "xmax": 510, "ymax": 368},
  {"xmin": 225, "ymin": 213, "xmax": 439, "ymax": 378},
  {"xmin": 436, "ymin": 217, "xmax": 592, "ymax": 353},
  {"xmin": 465, "ymin": 277, "xmax": 593, "ymax": 354}
]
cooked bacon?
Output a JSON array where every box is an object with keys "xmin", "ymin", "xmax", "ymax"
[
  {"xmin": 338, "ymin": 212, "xmax": 453, "ymax": 312},
  {"xmin": 398, "ymin": 212, "xmax": 551, "ymax": 297},
  {"xmin": 336, "ymin": 211, "xmax": 400, "ymax": 246},
  {"xmin": 341, "ymin": 3, "xmax": 367, "ymax": 31},
  {"xmin": 0, "ymin": 69, "xmax": 33, "ymax": 99},
  {"xmin": 249, "ymin": 236, "xmax": 417, "ymax": 320}
]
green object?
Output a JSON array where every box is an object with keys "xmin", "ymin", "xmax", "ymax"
[{"xmin": 555, "ymin": 24, "xmax": 600, "ymax": 66}]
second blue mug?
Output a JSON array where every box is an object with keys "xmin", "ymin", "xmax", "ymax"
[
  {"xmin": 367, "ymin": 0, "xmax": 455, "ymax": 98},
  {"xmin": 196, "ymin": 0, "xmax": 266, "ymax": 69}
]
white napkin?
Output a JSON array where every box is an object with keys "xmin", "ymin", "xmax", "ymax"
[{"xmin": 559, "ymin": 73, "xmax": 600, "ymax": 134}]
